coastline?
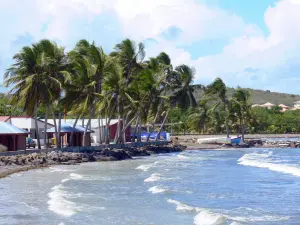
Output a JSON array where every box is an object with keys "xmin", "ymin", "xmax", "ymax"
[{"xmin": 0, "ymin": 145, "xmax": 183, "ymax": 179}]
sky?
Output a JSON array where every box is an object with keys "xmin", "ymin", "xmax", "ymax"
[{"xmin": 1, "ymin": 0, "xmax": 300, "ymax": 94}]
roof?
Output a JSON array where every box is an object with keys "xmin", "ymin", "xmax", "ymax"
[
  {"xmin": 0, "ymin": 122, "xmax": 28, "ymax": 134},
  {"xmin": 46, "ymin": 123, "xmax": 94, "ymax": 133},
  {"xmin": 279, "ymin": 104, "xmax": 290, "ymax": 108},
  {"xmin": 0, "ymin": 116, "xmax": 11, "ymax": 122},
  {"xmin": 262, "ymin": 102, "xmax": 275, "ymax": 107},
  {"xmin": 45, "ymin": 119, "xmax": 119, "ymax": 128}
]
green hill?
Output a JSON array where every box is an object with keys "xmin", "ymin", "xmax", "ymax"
[{"xmin": 193, "ymin": 85, "xmax": 300, "ymax": 107}]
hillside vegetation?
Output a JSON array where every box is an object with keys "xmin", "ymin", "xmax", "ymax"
[{"xmin": 193, "ymin": 85, "xmax": 300, "ymax": 106}]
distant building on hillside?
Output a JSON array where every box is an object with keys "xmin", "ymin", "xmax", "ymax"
[
  {"xmin": 294, "ymin": 101, "xmax": 300, "ymax": 108},
  {"xmin": 260, "ymin": 102, "xmax": 275, "ymax": 109},
  {"xmin": 279, "ymin": 104, "xmax": 290, "ymax": 112}
]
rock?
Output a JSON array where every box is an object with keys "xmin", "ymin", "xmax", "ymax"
[{"xmin": 82, "ymin": 158, "xmax": 89, "ymax": 162}]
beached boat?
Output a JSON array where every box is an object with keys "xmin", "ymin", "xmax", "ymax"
[{"xmin": 231, "ymin": 137, "xmax": 242, "ymax": 144}]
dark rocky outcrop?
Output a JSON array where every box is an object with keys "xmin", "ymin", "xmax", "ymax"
[{"xmin": 0, "ymin": 145, "xmax": 183, "ymax": 168}]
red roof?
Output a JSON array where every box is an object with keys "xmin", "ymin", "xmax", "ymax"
[{"xmin": 0, "ymin": 116, "xmax": 11, "ymax": 122}]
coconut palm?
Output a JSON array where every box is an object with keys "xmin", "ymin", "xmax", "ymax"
[
  {"xmin": 232, "ymin": 88, "xmax": 251, "ymax": 142},
  {"xmin": 188, "ymin": 99, "xmax": 210, "ymax": 133},
  {"xmin": 62, "ymin": 55, "xmax": 102, "ymax": 146},
  {"xmin": 4, "ymin": 40, "xmax": 66, "ymax": 149},
  {"xmin": 155, "ymin": 64, "xmax": 196, "ymax": 140},
  {"xmin": 205, "ymin": 78, "xmax": 230, "ymax": 139}
]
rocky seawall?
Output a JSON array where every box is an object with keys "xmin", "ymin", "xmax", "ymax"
[{"xmin": 0, "ymin": 145, "xmax": 184, "ymax": 178}]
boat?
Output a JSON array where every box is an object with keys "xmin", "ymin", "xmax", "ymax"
[{"xmin": 231, "ymin": 137, "xmax": 242, "ymax": 144}]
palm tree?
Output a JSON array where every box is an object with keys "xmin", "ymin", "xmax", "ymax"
[
  {"xmin": 205, "ymin": 78, "xmax": 230, "ymax": 139},
  {"xmin": 4, "ymin": 40, "xmax": 66, "ymax": 149},
  {"xmin": 155, "ymin": 64, "xmax": 196, "ymax": 140},
  {"xmin": 63, "ymin": 55, "xmax": 102, "ymax": 146},
  {"xmin": 189, "ymin": 99, "xmax": 210, "ymax": 133},
  {"xmin": 232, "ymin": 88, "xmax": 251, "ymax": 142}
]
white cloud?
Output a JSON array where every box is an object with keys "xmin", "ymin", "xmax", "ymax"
[
  {"xmin": 1, "ymin": 0, "xmax": 300, "ymax": 93},
  {"xmin": 143, "ymin": 0, "xmax": 300, "ymax": 93}
]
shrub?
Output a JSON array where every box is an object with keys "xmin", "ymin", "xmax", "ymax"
[{"xmin": 0, "ymin": 144, "xmax": 8, "ymax": 152}]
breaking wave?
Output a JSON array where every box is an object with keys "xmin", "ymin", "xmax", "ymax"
[
  {"xmin": 144, "ymin": 173, "xmax": 162, "ymax": 182},
  {"xmin": 148, "ymin": 186, "xmax": 168, "ymax": 194},
  {"xmin": 238, "ymin": 152, "xmax": 300, "ymax": 177}
]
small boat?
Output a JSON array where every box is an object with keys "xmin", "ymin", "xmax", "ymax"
[{"xmin": 231, "ymin": 137, "xmax": 242, "ymax": 144}]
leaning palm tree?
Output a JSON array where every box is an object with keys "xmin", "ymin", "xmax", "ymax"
[
  {"xmin": 205, "ymin": 78, "xmax": 230, "ymax": 139},
  {"xmin": 232, "ymin": 88, "xmax": 251, "ymax": 142},
  {"xmin": 63, "ymin": 56, "xmax": 102, "ymax": 146},
  {"xmin": 155, "ymin": 64, "xmax": 196, "ymax": 140},
  {"xmin": 188, "ymin": 99, "xmax": 210, "ymax": 133},
  {"xmin": 4, "ymin": 40, "xmax": 66, "ymax": 149}
]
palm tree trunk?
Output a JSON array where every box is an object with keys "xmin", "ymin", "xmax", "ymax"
[
  {"xmin": 118, "ymin": 112, "xmax": 139, "ymax": 143},
  {"xmin": 106, "ymin": 117, "xmax": 112, "ymax": 144},
  {"xmin": 137, "ymin": 117, "xmax": 142, "ymax": 143},
  {"xmin": 51, "ymin": 106, "xmax": 58, "ymax": 148},
  {"xmin": 57, "ymin": 112, "xmax": 62, "ymax": 148},
  {"xmin": 98, "ymin": 116, "xmax": 101, "ymax": 144},
  {"xmin": 70, "ymin": 115, "xmax": 80, "ymax": 147},
  {"xmin": 155, "ymin": 110, "xmax": 170, "ymax": 141},
  {"xmin": 132, "ymin": 116, "xmax": 139, "ymax": 142},
  {"xmin": 44, "ymin": 106, "xmax": 49, "ymax": 148},
  {"xmin": 34, "ymin": 103, "xmax": 41, "ymax": 150},
  {"xmin": 114, "ymin": 95, "xmax": 121, "ymax": 143},
  {"xmin": 147, "ymin": 111, "xmax": 159, "ymax": 142},
  {"xmin": 83, "ymin": 107, "xmax": 92, "ymax": 146},
  {"xmin": 100, "ymin": 116, "xmax": 104, "ymax": 143},
  {"xmin": 223, "ymin": 102, "xmax": 230, "ymax": 139},
  {"xmin": 241, "ymin": 114, "xmax": 245, "ymax": 143}
]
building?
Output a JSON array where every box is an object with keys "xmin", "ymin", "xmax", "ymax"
[
  {"xmin": 45, "ymin": 123, "xmax": 93, "ymax": 147},
  {"xmin": 261, "ymin": 102, "xmax": 275, "ymax": 109},
  {"xmin": 294, "ymin": 101, "xmax": 300, "ymax": 108},
  {"xmin": 0, "ymin": 116, "xmax": 54, "ymax": 139},
  {"xmin": 0, "ymin": 122, "xmax": 28, "ymax": 151},
  {"xmin": 46, "ymin": 119, "xmax": 131, "ymax": 143},
  {"xmin": 278, "ymin": 104, "xmax": 290, "ymax": 112}
]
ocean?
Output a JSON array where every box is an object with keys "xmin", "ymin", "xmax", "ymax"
[{"xmin": 1, "ymin": 148, "xmax": 300, "ymax": 225}]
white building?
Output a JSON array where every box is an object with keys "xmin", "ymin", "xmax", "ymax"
[
  {"xmin": 294, "ymin": 101, "xmax": 300, "ymax": 108},
  {"xmin": 46, "ymin": 119, "xmax": 120, "ymax": 144},
  {"xmin": 0, "ymin": 116, "xmax": 54, "ymax": 142}
]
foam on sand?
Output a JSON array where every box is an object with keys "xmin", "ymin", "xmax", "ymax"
[
  {"xmin": 47, "ymin": 184, "xmax": 82, "ymax": 217},
  {"xmin": 144, "ymin": 173, "xmax": 162, "ymax": 182},
  {"xmin": 194, "ymin": 210, "xmax": 226, "ymax": 225},
  {"xmin": 238, "ymin": 152, "xmax": 300, "ymax": 177},
  {"xmin": 148, "ymin": 186, "xmax": 168, "ymax": 194}
]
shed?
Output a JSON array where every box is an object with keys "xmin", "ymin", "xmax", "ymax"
[
  {"xmin": 0, "ymin": 122, "xmax": 28, "ymax": 151},
  {"xmin": 46, "ymin": 123, "xmax": 94, "ymax": 147}
]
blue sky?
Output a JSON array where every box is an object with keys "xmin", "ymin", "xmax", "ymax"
[{"xmin": 1, "ymin": 0, "xmax": 300, "ymax": 94}]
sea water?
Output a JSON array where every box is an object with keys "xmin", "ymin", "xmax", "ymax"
[{"xmin": 1, "ymin": 149, "xmax": 300, "ymax": 225}]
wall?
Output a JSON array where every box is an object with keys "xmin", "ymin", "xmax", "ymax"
[
  {"xmin": 16, "ymin": 135, "xmax": 26, "ymax": 150},
  {"xmin": 0, "ymin": 141, "xmax": 169, "ymax": 156}
]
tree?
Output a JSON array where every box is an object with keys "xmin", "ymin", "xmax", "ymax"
[
  {"xmin": 231, "ymin": 88, "xmax": 251, "ymax": 142},
  {"xmin": 189, "ymin": 99, "xmax": 210, "ymax": 133},
  {"xmin": 4, "ymin": 40, "xmax": 66, "ymax": 149},
  {"xmin": 205, "ymin": 78, "xmax": 230, "ymax": 139}
]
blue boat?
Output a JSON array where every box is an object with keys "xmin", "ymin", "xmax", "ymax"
[{"xmin": 231, "ymin": 137, "xmax": 242, "ymax": 144}]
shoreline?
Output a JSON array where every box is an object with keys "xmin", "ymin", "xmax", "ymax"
[{"xmin": 0, "ymin": 145, "xmax": 183, "ymax": 179}]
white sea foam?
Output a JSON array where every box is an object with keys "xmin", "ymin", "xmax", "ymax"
[
  {"xmin": 61, "ymin": 178, "xmax": 70, "ymax": 183},
  {"xmin": 228, "ymin": 215, "xmax": 289, "ymax": 222},
  {"xmin": 238, "ymin": 152, "xmax": 300, "ymax": 177},
  {"xmin": 177, "ymin": 154, "xmax": 191, "ymax": 160},
  {"xmin": 144, "ymin": 173, "xmax": 162, "ymax": 182},
  {"xmin": 70, "ymin": 173, "xmax": 84, "ymax": 180},
  {"xmin": 148, "ymin": 186, "xmax": 168, "ymax": 194},
  {"xmin": 47, "ymin": 184, "xmax": 82, "ymax": 217},
  {"xmin": 194, "ymin": 210, "xmax": 226, "ymax": 225},
  {"xmin": 167, "ymin": 199, "xmax": 200, "ymax": 212},
  {"xmin": 136, "ymin": 163, "xmax": 153, "ymax": 171},
  {"xmin": 49, "ymin": 167, "xmax": 75, "ymax": 173}
]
